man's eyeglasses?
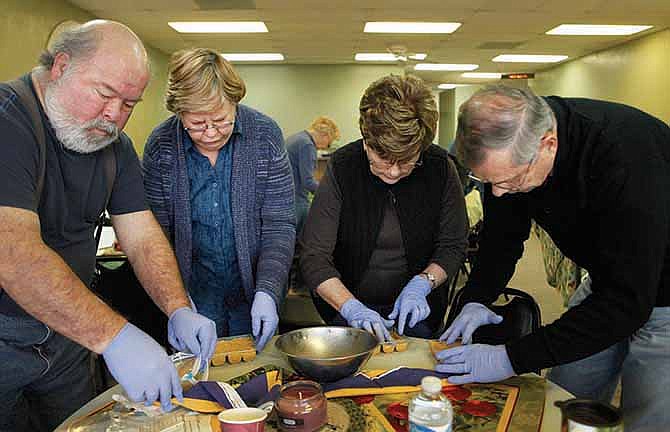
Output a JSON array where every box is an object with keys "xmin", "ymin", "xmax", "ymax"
[
  {"xmin": 467, "ymin": 153, "xmax": 536, "ymax": 192},
  {"xmin": 183, "ymin": 121, "xmax": 235, "ymax": 135}
]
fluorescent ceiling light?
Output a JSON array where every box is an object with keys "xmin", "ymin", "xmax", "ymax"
[
  {"xmin": 414, "ymin": 63, "xmax": 478, "ymax": 71},
  {"xmin": 493, "ymin": 54, "xmax": 568, "ymax": 63},
  {"xmin": 355, "ymin": 53, "xmax": 398, "ymax": 61},
  {"xmin": 355, "ymin": 53, "xmax": 427, "ymax": 61},
  {"xmin": 364, "ymin": 22, "xmax": 461, "ymax": 34},
  {"xmin": 546, "ymin": 24, "xmax": 652, "ymax": 36},
  {"xmin": 168, "ymin": 21, "xmax": 268, "ymax": 33},
  {"xmin": 438, "ymin": 84, "xmax": 468, "ymax": 89},
  {"xmin": 222, "ymin": 53, "xmax": 284, "ymax": 62},
  {"xmin": 461, "ymin": 72, "xmax": 502, "ymax": 79},
  {"xmin": 409, "ymin": 53, "xmax": 428, "ymax": 60}
]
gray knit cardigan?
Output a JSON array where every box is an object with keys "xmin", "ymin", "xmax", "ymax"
[{"xmin": 142, "ymin": 105, "xmax": 296, "ymax": 306}]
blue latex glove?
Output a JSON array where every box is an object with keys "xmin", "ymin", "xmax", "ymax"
[
  {"xmin": 340, "ymin": 298, "xmax": 395, "ymax": 342},
  {"xmin": 439, "ymin": 302, "xmax": 503, "ymax": 344},
  {"xmin": 167, "ymin": 307, "xmax": 217, "ymax": 365},
  {"xmin": 435, "ymin": 343, "xmax": 515, "ymax": 384},
  {"xmin": 251, "ymin": 291, "xmax": 279, "ymax": 352},
  {"xmin": 388, "ymin": 275, "xmax": 431, "ymax": 335},
  {"xmin": 102, "ymin": 323, "xmax": 182, "ymax": 411}
]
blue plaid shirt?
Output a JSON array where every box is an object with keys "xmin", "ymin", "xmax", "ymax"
[{"xmin": 184, "ymin": 131, "xmax": 245, "ymax": 322}]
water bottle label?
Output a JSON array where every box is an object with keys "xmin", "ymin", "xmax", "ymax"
[{"xmin": 409, "ymin": 422, "xmax": 451, "ymax": 432}]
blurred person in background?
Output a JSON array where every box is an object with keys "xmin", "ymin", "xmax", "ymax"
[{"xmin": 286, "ymin": 116, "xmax": 340, "ymax": 235}]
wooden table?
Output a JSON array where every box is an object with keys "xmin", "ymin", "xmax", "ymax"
[{"xmin": 56, "ymin": 336, "xmax": 572, "ymax": 431}]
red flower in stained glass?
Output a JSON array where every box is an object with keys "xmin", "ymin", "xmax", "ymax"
[
  {"xmin": 388, "ymin": 417, "xmax": 408, "ymax": 432},
  {"xmin": 461, "ymin": 400, "xmax": 497, "ymax": 417},
  {"xmin": 441, "ymin": 385, "xmax": 472, "ymax": 401},
  {"xmin": 387, "ymin": 401, "xmax": 409, "ymax": 420},
  {"xmin": 351, "ymin": 395, "xmax": 375, "ymax": 405},
  {"xmin": 387, "ymin": 402, "xmax": 409, "ymax": 432}
]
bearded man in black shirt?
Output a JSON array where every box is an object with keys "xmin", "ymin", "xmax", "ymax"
[
  {"xmin": 0, "ymin": 20, "xmax": 216, "ymax": 430},
  {"xmin": 435, "ymin": 84, "xmax": 670, "ymax": 432}
]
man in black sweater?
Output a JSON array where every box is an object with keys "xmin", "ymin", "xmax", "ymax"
[{"xmin": 435, "ymin": 85, "xmax": 670, "ymax": 432}]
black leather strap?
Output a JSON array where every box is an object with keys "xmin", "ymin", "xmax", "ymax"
[
  {"xmin": 5, "ymin": 76, "xmax": 117, "ymax": 250},
  {"xmin": 94, "ymin": 145, "xmax": 116, "ymax": 249},
  {"xmin": 6, "ymin": 78, "xmax": 47, "ymax": 201}
]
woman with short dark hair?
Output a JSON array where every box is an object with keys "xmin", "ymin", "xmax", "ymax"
[{"xmin": 300, "ymin": 74, "xmax": 468, "ymax": 341}]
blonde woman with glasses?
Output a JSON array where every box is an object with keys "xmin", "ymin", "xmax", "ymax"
[
  {"xmin": 300, "ymin": 74, "xmax": 468, "ymax": 342},
  {"xmin": 142, "ymin": 48, "xmax": 295, "ymax": 352},
  {"xmin": 286, "ymin": 116, "xmax": 340, "ymax": 235}
]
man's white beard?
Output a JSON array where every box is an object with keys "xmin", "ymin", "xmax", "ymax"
[{"xmin": 43, "ymin": 79, "xmax": 119, "ymax": 154}]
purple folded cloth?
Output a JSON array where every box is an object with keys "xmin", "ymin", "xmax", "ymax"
[
  {"xmin": 322, "ymin": 367, "xmax": 451, "ymax": 394},
  {"xmin": 183, "ymin": 367, "xmax": 281, "ymax": 409},
  {"xmin": 184, "ymin": 366, "xmax": 450, "ymax": 408}
]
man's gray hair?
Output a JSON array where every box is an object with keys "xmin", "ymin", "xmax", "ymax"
[
  {"xmin": 38, "ymin": 22, "xmax": 100, "ymax": 70},
  {"xmin": 455, "ymin": 85, "xmax": 555, "ymax": 167}
]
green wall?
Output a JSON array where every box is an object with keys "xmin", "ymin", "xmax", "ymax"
[
  {"xmin": 531, "ymin": 29, "xmax": 670, "ymax": 123},
  {"xmin": 126, "ymin": 47, "xmax": 171, "ymax": 155},
  {"xmin": 9, "ymin": 2, "xmax": 665, "ymax": 154},
  {"xmin": 0, "ymin": 1, "xmax": 93, "ymax": 80},
  {"xmin": 0, "ymin": 0, "xmax": 170, "ymax": 154},
  {"xmin": 438, "ymin": 90, "xmax": 456, "ymax": 148},
  {"xmin": 445, "ymin": 80, "xmax": 531, "ymax": 141},
  {"xmin": 233, "ymin": 64, "xmax": 406, "ymax": 145},
  {"xmin": 441, "ymin": 30, "xmax": 670, "ymax": 140}
]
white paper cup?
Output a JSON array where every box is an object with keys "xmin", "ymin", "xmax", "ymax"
[{"xmin": 218, "ymin": 407, "xmax": 268, "ymax": 432}]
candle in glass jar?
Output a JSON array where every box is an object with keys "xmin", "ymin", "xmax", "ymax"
[{"xmin": 275, "ymin": 380, "xmax": 327, "ymax": 431}]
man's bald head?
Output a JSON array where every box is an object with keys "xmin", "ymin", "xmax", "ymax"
[
  {"xmin": 39, "ymin": 19, "xmax": 149, "ymax": 76},
  {"xmin": 37, "ymin": 20, "xmax": 151, "ymax": 154}
]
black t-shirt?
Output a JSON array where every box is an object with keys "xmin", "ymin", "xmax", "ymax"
[{"xmin": 0, "ymin": 74, "xmax": 148, "ymax": 295}]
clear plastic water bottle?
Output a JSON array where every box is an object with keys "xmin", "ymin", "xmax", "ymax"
[{"xmin": 408, "ymin": 376, "xmax": 453, "ymax": 432}]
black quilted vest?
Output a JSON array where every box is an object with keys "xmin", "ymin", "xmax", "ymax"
[{"xmin": 314, "ymin": 139, "xmax": 451, "ymax": 330}]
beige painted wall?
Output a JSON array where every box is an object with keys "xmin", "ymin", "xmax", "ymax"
[
  {"xmin": 532, "ymin": 29, "xmax": 670, "ymax": 123},
  {"xmin": 1, "ymin": 0, "xmax": 170, "ymax": 154}
]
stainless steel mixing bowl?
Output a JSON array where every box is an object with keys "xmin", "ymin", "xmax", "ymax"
[{"xmin": 275, "ymin": 326, "xmax": 379, "ymax": 382}]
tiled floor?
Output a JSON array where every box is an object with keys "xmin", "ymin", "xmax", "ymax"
[{"xmin": 508, "ymin": 234, "xmax": 566, "ymax": 325}]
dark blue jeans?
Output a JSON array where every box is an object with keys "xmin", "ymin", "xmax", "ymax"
[
  {"xmin": 193, "ymin": 297, "xmax": 252, "ymax": 338},
  {"xmin": 0, "ymin": 313, "xmax": 94, "ymax": 431},
  {"xmin": 548, "ymin": 277, "xmax": 670, "ymax": 431}
]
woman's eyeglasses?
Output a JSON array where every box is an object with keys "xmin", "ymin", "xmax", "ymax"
[
  {"xmin": 183, "ymin": 121, "xmax": 235, "ymax": 135},
  {"xmin": 363, "ymin": 140, "xmax": 423, "ymax": 173},
  {"xmin": 368, "ymin": 157, "xmax": 423, "ymax": 173}
]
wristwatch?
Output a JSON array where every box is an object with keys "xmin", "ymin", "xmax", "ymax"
[{"xmin": 420, "ymin": 271, "xmax": 436, "ymax": 289}]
